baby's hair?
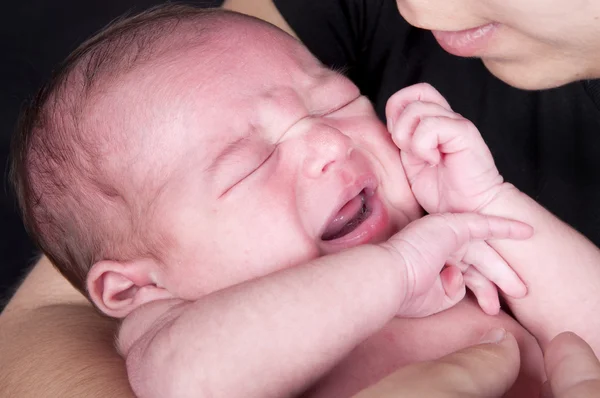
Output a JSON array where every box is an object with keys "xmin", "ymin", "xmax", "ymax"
[{"xmin": 10, "ymin": 4, "xmax": 246, "ymax": 295}]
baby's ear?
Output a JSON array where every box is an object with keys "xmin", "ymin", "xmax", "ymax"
[{"xmin": 87, "ymin": 259, "xmax": 173, "ymax": 318}]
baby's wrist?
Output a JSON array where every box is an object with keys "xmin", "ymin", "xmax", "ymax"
[{"xmin": 476, "ymin": 183, "xmax": 523, "ymax": 216}]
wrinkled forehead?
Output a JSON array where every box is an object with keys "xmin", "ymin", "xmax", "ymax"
[
  {"xmin": 138, "ymin": 21, "xmax": 347, "ymax": 157},
  {"xmin": 84, "ymin": 18, "xmax": 353, "ymax": 185},
  {"xmin": 168, "ymin": 19, "xmax": 333, "ymax": 110}
]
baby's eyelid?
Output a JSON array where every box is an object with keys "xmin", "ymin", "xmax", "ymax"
[
  {"xmin": 315, "ymin": 94, "xmax": 363, "ymax": 117},
  {"xmin": 218, "ymin": 144, "xmax": 277, "ymax": 199}
]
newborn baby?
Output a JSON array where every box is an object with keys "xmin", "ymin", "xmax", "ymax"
[{"xmin": 12, "ymin": 5, "xmax": 600, "ymax": 398}]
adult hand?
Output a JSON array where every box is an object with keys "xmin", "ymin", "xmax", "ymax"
[
  {"xmin": 354, "ymin": 330, "xmax": 600, "ymax": 398},
  {"xmin": 542, "ymin": 332, "xmax": 600, "ymax": 398},
  {"xmin": 353, "ymin": 328, "xmax": 519, "ymax": 397}
]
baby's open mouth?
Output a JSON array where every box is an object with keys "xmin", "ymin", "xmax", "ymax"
[{"xmin": 321, "ymin": 190, "xmax": 372, "ymax": 241}]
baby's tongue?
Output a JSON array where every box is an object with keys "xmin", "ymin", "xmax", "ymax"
[{"xmin": 321, "ymin": 194, "xmax": 364, "ymax": 240}]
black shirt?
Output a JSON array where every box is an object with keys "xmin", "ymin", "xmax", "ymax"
[{"xmin": 275, "ymin": 0, "xmax": 600, "ymax": 247}]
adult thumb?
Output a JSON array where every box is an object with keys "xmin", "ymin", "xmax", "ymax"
[
  {"xmin": 354, "ymin": 328, "xmax": 520, "ymax": 398},
  {"xmin": 543, "ymin": 332, "xmax": 600, "ymax": 398}
]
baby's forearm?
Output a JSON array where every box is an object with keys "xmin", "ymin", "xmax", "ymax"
[
  {"xmin": 481, "ymin": 185, "xmax": 600, "ymax": 353},
  {"xmin": 124, "ymin": 245, "xmax": 404, "ymax": 398}
]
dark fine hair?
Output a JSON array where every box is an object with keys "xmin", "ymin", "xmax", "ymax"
[{"xmin": 10, "ymin": 4, "xmax": 236, "ymax": 295}]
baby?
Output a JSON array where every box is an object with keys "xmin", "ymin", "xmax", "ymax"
[{"xmin": 11, "ymin": 5, "xmax": 600, "ymax": 398}]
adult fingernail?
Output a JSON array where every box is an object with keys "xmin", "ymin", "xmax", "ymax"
[{"xmin": 479, "ymin": 328, "xmax": 506, "ymax": 344}]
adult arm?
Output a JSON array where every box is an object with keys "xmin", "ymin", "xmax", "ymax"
[
  {"xmin": 0, "ymin": 256, "xmax": 134, "ymax": 398},
  {"xmin": 354, "ymin": 331, "xmax": 600, "ymax": 398},
  {"xmin": 353, "ymin": 328, "xmax": 520, "ymax": 398}
]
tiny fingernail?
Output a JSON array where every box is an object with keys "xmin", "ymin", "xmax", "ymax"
[{"xmin": 479, "ymin": 328, "xmax": 506, "ymax": 344}]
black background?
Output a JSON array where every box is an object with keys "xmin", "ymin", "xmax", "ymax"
[{"xmin": 0, "ymin": 0, "xmax": 224, "ymax": 308}]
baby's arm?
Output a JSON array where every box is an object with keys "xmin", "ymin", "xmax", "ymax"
[
  {"xmin": 387, "ymin": 83, "xmax": 600, "ymax": 355},
  {"xmin": 479, "ymin": 186, "xmax": 600, "ymax": 353},
  {"xmin": 120, "ymin": 213, "xmax": 530, "ymax": 398}
]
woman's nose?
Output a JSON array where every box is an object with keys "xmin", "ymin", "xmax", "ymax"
[{"xmin": 303, "ymin": 125, "xmax": 353, "ymax": 178}]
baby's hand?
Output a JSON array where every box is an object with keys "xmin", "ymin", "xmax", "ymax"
[
  {"xmin": 382, "ymin": 213, "xmax": 531, "ymax": 317},
  {"xmin": 386, "ymin": 83, "xmax": 504, "ymax": 214}
]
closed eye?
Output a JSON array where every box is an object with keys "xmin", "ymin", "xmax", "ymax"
[
  {"xmin": 218, "ymin": 145, "xmax": 276, "ymax": 199},
  {"xmin": 311, "ymin": 93, "xmax": 362, "ymax": 119}
]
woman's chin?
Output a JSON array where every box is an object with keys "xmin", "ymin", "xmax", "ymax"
[{"xmin": 482, "ymin": 57, "xmax": 585, "ymax": 90}]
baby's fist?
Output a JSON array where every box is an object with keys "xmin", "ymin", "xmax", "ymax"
[{"xmin": 386, "ymin": 83, "xmax": 504, "ymax": 214}]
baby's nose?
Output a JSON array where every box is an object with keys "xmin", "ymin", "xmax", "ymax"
[{"xmin": 303, "ymin": 125, "xmax": 353, "ymax": 178}]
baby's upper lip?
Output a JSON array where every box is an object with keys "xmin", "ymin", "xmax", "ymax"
[{"xmin": 319, "ymin": 173, "xmax": 378, "ymax": 240}]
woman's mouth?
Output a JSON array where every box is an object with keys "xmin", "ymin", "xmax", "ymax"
[{"xmin": 432, "ymin": 23, "xmax": 497, "ymax": 57}]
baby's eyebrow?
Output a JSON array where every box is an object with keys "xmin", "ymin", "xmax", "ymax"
[{"xmin": 205, "ymin": 135, "xmax": 253, "ymax": 174}]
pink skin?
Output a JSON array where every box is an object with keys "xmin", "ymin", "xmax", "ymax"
[
  {"xmin": 432, "ymin": 23, "xmax": 498, "ymax": 58},
  {"xmin": 116, "ymin": 24, "xmax": 425, "ymax": 300},
  {"xmin": 306, "ymin": 299, "xmax": 544, "ymax": 398},
  {"xmin": 394, "ymin": 0, "xmax": 600, "ymax": 89},
  {"xmin": 89, "ymin": 20, "xmax": 544, "ymax": 397},
  {"xmin": 128, "ymin": 26, "xmax": 523, "ymax": 308},
  {"xmin": 386, "ymin": 83, "xmax": 525, "ymax": 315}
]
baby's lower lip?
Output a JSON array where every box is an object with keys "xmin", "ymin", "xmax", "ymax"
[
  {"xmin": 320, "ymin": 194, "xmax": 390, "ymax": 254},
  {"xmin": 432, "ymin": 23, "xmax": 497, "ymax": 57}
]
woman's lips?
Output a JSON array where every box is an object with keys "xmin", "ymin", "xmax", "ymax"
[{"xmin": 432, "ymin": 23, "xmax": 497, "ymax": 57}]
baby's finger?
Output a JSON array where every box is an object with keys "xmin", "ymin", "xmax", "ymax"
[
  {"xmin": 389, "ymin": 214, "xmax": 531, "ymax": 295},
  {"xmin": 462, "ymin": 241, "xmax": 527, "ymax": 298},
  {"xmin": 410, "ymin": 115, "xmax": 487, "ymax": 166},
  {"xmin": 390, "ymin": 101, "xmax": 460, "ymax": 153},
  {"xmin": 445, "ymin": 258, "xmax": 470, "ymax": 273},
  {"xmin": 431, "ymin": 213, "xmax": 534, "ymax": 243},
  {"xmin": 391, "ymin": 214, "xmax": 533, "ymax": 271},
  {"xmin": 398, "ymin": 272, "xmax": 466, "ymax": 317},
  {"xmin": 440, "ymin": 265, "xmax": 465, "ymax": 299},
  {"xmin": 436, "ymin": 269, "xmax": 467, "ymax": 315},
  {"xmin": 386, "ymin": 83, "xmax": 453, "ymax": 133},
  {"xmin": 463, "ymin": 267, "xmax": 501, "ymax": 315}
]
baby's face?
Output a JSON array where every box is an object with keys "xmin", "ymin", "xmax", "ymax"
[{"xmin": 108, "ymin": 21, "xmax": 421, "ymax": 299}]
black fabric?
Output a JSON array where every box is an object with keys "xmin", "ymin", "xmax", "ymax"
[
  {"xmin": 584, "ymin": 80, "xmax": 600, "ymax": 109},
  {"xmin": 275, "ymin": 0, "xmax": 600, "ymax": 246},
  {"xmin": 0, "ymin": 0, "xmax": 223, "ymax": 307}
]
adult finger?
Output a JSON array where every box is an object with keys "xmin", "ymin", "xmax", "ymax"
[
  {"xmin": 353, "ymin": 329, "xmax": 520, "ymax": 398},
  {"xmin": 543, "ymin": 332, "xmax": 600, "ymax": 398}
]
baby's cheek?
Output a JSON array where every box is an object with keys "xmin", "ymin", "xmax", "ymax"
[
  {"xmin": 351, "ymin": 125, "xmax": 422, "ymax": 225},
  {"xmin": 252, "ymin": 173, "xmax": 321, "ymax": 263}
]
